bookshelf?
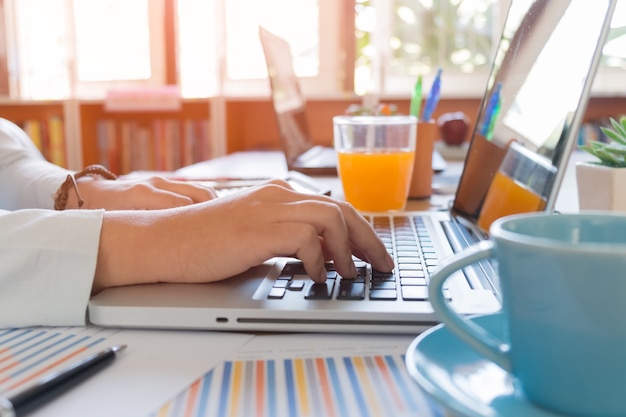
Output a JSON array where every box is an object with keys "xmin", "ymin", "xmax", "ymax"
[
  {"xmin": 0, "ymin": 98, "xmax": 216, "ymax": 174},
  {"xmin": 79, "ymin": 99, "xmax": 213, "ymax": 174},
  {"xmin": 0, "ymin": 100, "xmax": 69, "ymax": 167},
  {"xmin": 1, "ymin": 96, "xmax": 625, "ymax": 174}
]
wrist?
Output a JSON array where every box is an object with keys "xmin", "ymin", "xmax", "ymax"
[
  {"xmin": 64, "ymin": 177, "xmax": 96, "ymax": 209},
  {"xmin": 54, "ymin": 165, "xmax": 117, "ymax": 210},
  {"xmin": 94, "ymin": 211, "xmax": 171, "ymax": 293}
]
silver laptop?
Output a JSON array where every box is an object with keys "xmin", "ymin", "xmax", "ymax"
[
  {"xmin": 89, "ymin": 0, "xmax": 616, "ymax": 334},
  {"xmin": 259, "ymin": 26, "xmax": 338, "ymax": 176}
]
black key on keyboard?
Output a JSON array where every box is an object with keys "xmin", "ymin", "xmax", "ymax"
[
  {"xmin": 337, "ymin": 281, "xmax": 366, "ymax": 300},
  {"xmin": 305, "ymin": 280, "xmax": 336, "ymax": 299}
]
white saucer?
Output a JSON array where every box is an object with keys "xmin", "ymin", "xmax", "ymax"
[{"xmin": 405, "ymin": 313, "xmax": 567, "ymax": 417}]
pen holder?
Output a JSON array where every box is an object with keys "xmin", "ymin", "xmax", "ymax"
[{"xmin": 409, "ymin": 121, "xmax": 437, "ymax": 199}]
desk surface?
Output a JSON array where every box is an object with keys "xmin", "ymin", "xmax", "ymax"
[
  {"xmin": 23, "ymin": 149, "xmax": 587, "ymax": 417},
  {"xmin": 178, "ymin": 149, "xmax": 585, "ymax": 213}
]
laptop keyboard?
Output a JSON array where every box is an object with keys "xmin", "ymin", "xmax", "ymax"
[{"xmin": 267, "ymin": 215, "xmax": 451, "ymax": 302}]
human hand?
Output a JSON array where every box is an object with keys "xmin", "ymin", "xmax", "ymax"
[
  {"xmin": 68, "ymin": 176, "xmax": 217, "ymax": 210},
  {"xmin": 94, "ymin": 180, "xmax": 394, "ymax": 293}
]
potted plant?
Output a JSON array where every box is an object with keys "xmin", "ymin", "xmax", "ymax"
[{"xmin": 576, "ymin": 116, "xmax": 626, "ymax": 211}]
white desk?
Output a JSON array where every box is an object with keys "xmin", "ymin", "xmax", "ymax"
[
  {"xmin": 177, "ymin": 149, "xmax": 584, "ymax": 213},
  {"xmin": 21, "ymin": 149, "xmax": 585, "ymax": 417}
]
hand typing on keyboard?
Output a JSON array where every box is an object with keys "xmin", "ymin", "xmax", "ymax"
[{"xmin": 94, "ymin": 179, "xmax": 394, "ymax": 293}]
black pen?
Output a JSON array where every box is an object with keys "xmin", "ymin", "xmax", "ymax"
[{"xmin": 0, "ymin": 344, "xmax": 127, "ymax": 417}]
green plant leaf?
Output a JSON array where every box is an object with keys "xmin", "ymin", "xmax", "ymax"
[
  {"xmin": 609, "ymin": 117, "xmax": 626, "ymax": 141},
  {"xmin": 601, "ymin": 126, "xmax": 626, "ymax": 145},
  {"xmin": 580, "ymin": 144, "xmax": 606, "ymax": 163},
  {"xmin": 580, "ymin": 115, "xmax": 626, "ymax": 166},
  {"xmin": 580, "ymin": 143, "xmax": 626, "ymax": 166},
  {"xmin": 604, "ymin": 142, "xmax": 626, "ymax": 156},
  {"xmin": 597, "ymin": 149, "xmax": 626, "ymax": 165}
]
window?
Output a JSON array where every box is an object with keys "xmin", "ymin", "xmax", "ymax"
[
  {"xmin": 354, "ymin": 0, "xmax": 626, "ymax": 98},
  {"xmin": 73, "ymin": 0, "xmax": 167, "ymax": 97},
  {"xmin": 354, "ymin": 0, "xmax": 508, "ymax": 97},
  {"xmin": 8, "ymin": 0, "xmax": 70, "ymax": 99},
  {"xmin": 6, "ymin": 0, "xmax": 165, "ymax": 99},
  {"xmin": 73, "ymin": 1, "xmax": 152, "ymax": 82},
  {"xmin": 176, "ymin": 0, "xmax": 217, "ymax": 98},
  {"xmin": 594, "ymin": 0, "xmax": 626, "ymax": 94},
  {"xmin": 178, "ymin": 0, "xmax": 345, "ymax": 98},
  {"xmin": 3, "ymin": 0, "xmax": 625, "ymax": 101},
  {"xmin": 4, "ymin": 0, "xmax": 344, "ymax": 100}
]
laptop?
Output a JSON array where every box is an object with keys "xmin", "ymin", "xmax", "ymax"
[
  {"xmin": 258, "ymin": 26, "xmax": 447, "ymax": 175},
  {"xmin": 258, "ymin": 26, "xmax": 337, "ymax": 175},
  {"xmin": 89, "ymin": 0, "xmax": 616, "ymax": 334}
]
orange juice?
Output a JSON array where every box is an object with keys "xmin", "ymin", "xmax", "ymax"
[
  {"xmin": 477, "ymin": 170, "xmax": 546, "ymax": 232},
  {"xmin": 337, "ymin": 149, "xmax": 415, "ymax": 212}
]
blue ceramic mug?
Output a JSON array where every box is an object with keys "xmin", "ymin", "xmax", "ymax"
[{"xmin": 428, "ymin": 212, "xmax": 626, "ymax": 417}]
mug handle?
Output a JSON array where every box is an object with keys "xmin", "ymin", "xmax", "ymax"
[{"xmin": 428, "ymin": 240, "xmax": 512, "ymax": 372}]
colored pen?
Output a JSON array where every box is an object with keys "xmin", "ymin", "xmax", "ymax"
[
  {"xmin": 485, "ymin": 91, "xmax": 502, "ymax": 141},
  {"xmin": 0, "ymin": 345, "xmax": 127, "ymax": 417},
  {"xmin": 421, "ymin": 68, "xmax": 442, "ymax": 122},
  {"xmin": 409, "ymin": 75, "xmax": 423, "ymax": 118},
  {"xmin": 480, "ymin": 82, "xmax": 502, "ymax": 137}
]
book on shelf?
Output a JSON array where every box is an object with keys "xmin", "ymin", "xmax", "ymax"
[
  {"xmin": 47, "ymin": 117, "xmax": 66, "ymax": 167},
  {"xmin": 18, "ymin": 117, "xmax": 67, "ymax": 168},
  {"xmin": 22, "ymin": 119, "xmax": 44, "ymax": 154},
  {"xmin": 96, "ymin": 118, "xmax": 212, "ymax": 175}
]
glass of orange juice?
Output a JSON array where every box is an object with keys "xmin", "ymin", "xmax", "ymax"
[{"xmin": 333, "ymin": 115, "xmax": 417, "ymax": 212}]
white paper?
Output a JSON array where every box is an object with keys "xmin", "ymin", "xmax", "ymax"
[
  {"xmin": 0, "ymin": 326, "xmax": 253, "ymax": 417},
  {"xmin": 151, "ymin": 333, "xmax": 443, "ymax": 417}
]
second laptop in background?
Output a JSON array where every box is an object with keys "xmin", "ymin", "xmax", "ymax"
[{"xmin": 259, "ymin": 26, "xmax": 446, "ymax": 176}]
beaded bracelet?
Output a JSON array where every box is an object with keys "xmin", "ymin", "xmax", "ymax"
[{"xmin": 54, "ymin": 165, "xmax": 118, "ymax": 210}]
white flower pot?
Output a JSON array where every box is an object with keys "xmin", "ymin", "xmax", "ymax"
[{"xmin": 576, "ymin": 161, "xmax": 626, "ymax": 211}]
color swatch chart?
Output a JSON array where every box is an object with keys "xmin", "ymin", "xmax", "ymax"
[
  {"xmin": 150, "ymin": 335, "xmax": 444, "ymax": 417},
  {"xmin": 0, "ymin": 326, "xmax": 118, "ymax": 396}
]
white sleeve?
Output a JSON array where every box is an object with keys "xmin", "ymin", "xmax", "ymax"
[
  {"xmin": 0, "ymin": 208, "xmax": 104, "ymax": 327},
  {"xmin": 0, "ymin": 118, "xmax": 72, "ymax": 210}
]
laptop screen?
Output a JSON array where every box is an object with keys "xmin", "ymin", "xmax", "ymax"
[
  {"xmin": 451, "ymin": 0, "xmax": 616, "ymax": 230},
  {"xmin": 259, "ymin": 26, "xmax": 314, "ymax": 165}
]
